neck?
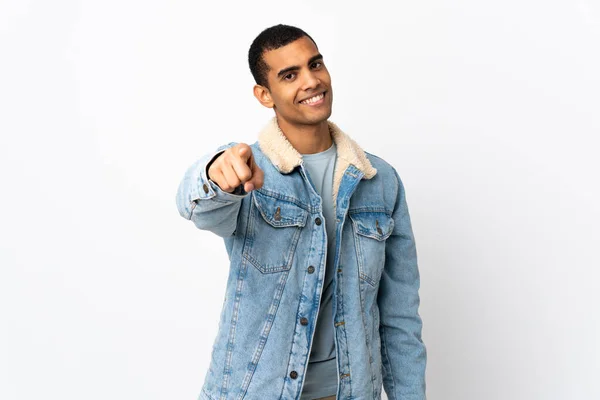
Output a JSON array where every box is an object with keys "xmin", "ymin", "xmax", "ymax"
[{"xmin": 276, "ymin": 116, "xmax": 332, "ymax": 155}]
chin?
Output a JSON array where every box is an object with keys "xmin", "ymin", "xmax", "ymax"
[
  {"xmin": 306, "ymin": 108, "xmax": 332, "ymax": 124},
  {"xmin": 302, "ymin": 116, "xmax": 329, "ymax": 126},
  {"xmin": 277, "ymin": 108, "xmax": 332, "ymax": 127}
]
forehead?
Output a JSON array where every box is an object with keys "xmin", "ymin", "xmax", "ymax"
[{"xmin": 262, "ymin": 36, "xmax": 320, "ymax": 74}]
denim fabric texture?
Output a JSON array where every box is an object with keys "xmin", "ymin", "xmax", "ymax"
[{"xmin": 176, "ymin": 118, "xmax": 427, "ymax": 400}]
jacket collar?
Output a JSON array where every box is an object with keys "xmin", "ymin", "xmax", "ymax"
[{"xmin": 257, "ymin": 117, "xmax": 377, "ymax": 179}]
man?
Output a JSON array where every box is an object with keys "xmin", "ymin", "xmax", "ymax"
[{"xmin": 176, "ymin": 24, "xmax": 426, "ymax": 400}]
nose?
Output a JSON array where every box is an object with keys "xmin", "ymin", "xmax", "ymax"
[{"xmin": 302, "ymin": 69, "xmax": 320, "ymax": 91}]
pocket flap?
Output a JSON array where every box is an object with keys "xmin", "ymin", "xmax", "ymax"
[
  {"xmin": 253, "ymin": 190, "xmax": 308, "ymax": 228},
  {"xmin": 349, "ymin": 212, "xmax": 394, "ymax": 241}
]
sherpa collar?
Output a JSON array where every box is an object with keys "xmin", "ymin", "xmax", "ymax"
[
  {"xmin": 257, "ymin": 117, "xmax": 377, "ymax": 178},
  {"xmin": 257, "ymin": 117, "xmax": 377, "ymax": 212}
]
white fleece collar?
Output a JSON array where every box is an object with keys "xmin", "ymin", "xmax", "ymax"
[
  {"xmin": 258, "ymin": 117, "xmax": 377, "ymax": 210},
  {"xmin": 257, "ymin": 117, "xmax": 377, "ymax": 177}
]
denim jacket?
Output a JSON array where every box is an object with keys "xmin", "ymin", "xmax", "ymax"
[{"xmin": 176, "ymin": 118, "xmax": 427, "ymax": 400}]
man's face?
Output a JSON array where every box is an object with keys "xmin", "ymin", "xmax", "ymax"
[{"xmin": 258, "ymin": 36, "xmax": 333, "ymax": 127}]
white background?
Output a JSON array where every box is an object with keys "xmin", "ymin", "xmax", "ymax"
[{"xmin": 1, "ymin": 1, "xmax": 599, "ymax": 399}]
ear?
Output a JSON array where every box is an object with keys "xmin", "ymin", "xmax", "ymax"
[{"xmin": 253, "ymin": 84, "xmax": 274, "ymax": 109}]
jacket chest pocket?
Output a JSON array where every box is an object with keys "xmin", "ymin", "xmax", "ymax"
[
  {"xmin": 349, "ymin": 212, "xmax": 394, "ymax": 286},
  {"xmin": 243, "ymin": 190, "xmax": 309, "ymax": 274}
]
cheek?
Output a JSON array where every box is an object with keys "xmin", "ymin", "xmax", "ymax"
[
  {"xmin": 274, "ymin": 88, "xmax": 298, "ymax": 108},
  {"xmin": 319, "ymin": 69, "xmax": 331, "ymax": 84}
]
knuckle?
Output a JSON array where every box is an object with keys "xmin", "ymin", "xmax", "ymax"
[
  {"xmin": 208, "ymin": 165, "xmax": 219, "ymax": 177},
  {"xmin": 239, "ymin": 169, "xmax": 252, "ymax": 181}
]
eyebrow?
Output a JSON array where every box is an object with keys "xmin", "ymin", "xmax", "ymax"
[{"xmin": 276, "ymin": 54, "xmax": 324, "ymax": 78}]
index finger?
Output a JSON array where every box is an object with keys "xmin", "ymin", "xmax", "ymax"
[
  {"xmin": 230, "ymin": 153, "xmax": 253, "ymax": 183},
  {"xmin": 237, "ymin": 145, "xmax": 252, "ymax": 163}
]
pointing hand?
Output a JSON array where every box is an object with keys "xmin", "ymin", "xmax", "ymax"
[{"xmin": 207, "ymin": 144, "xmax": 264, "ymax": 193}]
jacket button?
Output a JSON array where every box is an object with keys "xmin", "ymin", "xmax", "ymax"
[
  {"xmin": 274, "ymin": 206, "xmax": 281, "ymax": 221},
  {"xmin": 307, "ymin": 266, "xmax": 315, "ymax": 274},
  {"xmin": 315, "ymin": 217, "xmax": 322, "ymax": 226},
  {"xmin": 300, "ymin": 317, "xmax": 309, "ymax": 326},
  {"xmin": 202, "ymin": 183, "xmax": 209, "ymax": 194},
  {"xmin": 290, "ymin": 370, "xmax": 298, "ymax": 379}
]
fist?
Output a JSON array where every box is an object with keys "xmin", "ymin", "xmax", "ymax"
[{"xmin": 207, "ymin": 143, "xmax": 264, "ymax": 193}]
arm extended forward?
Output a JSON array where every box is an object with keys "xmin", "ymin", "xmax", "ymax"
[{"xmin": 176, "ymin": 142, "xmax": 263, "ymax": 237}]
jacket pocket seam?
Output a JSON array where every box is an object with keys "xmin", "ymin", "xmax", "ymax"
[{"xmin": 242, "ymin": 201, "xmax": 303, "ymax": 274}]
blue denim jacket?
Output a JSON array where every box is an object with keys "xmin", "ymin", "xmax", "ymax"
[{"xmin": 176, "ymin": 118, "xmax": 427, "ymax": 400}]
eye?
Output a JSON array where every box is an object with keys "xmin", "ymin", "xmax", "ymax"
[
  {"xmin": 311, "ymin": 61, "xmax": 323, "ymax": 69},
  {"xmin": 284, "ymin": 72, "xmax": 296, "ymax": 81}
]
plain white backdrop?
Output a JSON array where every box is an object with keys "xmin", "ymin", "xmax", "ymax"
[{"xmin": 1, "ymin": 1, "xmax": 599, "ymax": 399}]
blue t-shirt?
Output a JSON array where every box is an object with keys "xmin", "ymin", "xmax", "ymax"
[{"xmin": 299, "ymin": 142, "xmax": 338, "ymax": 399}]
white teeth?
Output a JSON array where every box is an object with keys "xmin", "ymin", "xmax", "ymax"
[{"xmin": 301, "ymin": 93, "xmax": 324, "ymax": 104}]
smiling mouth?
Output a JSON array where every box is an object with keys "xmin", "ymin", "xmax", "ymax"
[{"xmin": 299, "ymin": 91, "xmax": 326, "ymax": 105}]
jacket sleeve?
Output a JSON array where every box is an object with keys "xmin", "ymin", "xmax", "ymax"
[
  {"xmin": 378, "ymin": 168, "xmax": 427, "ymax": 400},
  {"xmin": 175, "ymin": 142, "xmax": 249, "ymax": 238}
]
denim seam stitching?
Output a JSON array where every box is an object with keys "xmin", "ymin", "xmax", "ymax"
[
  {"xmin": 201, "ymin": 387, "xmax": 217, "ymax": 400},
  {"xmin": 351, "ymin": 219, "xmax": 378, "ymax": 287},
  {"xmin": 348, "ymin": 207, "xmax": 391, "ymax": 215},
  {"xmin": 381, "ymin": 325, "xmax": 398, "ymax": 400},
  {"xmin": 358, "ymin": 259, "xmax": 377, "ymax": 399},
  {"xmin": 255, "ymin": 188, "xmax": 312, "ymax": 212},
  {"xmin": 219, "ymin": 209, "xmax": 252, "ymax": 399},
  {"xmin": 237, "ymin": 270, "xmax": 290, "ymax": 399},
  {"xmin": 242, "ymin": 204, "xmax": 303, "ymax": 274},
  {"xmin": 336, "ymin": 258, "xmax": 354, "ymax": 398}
]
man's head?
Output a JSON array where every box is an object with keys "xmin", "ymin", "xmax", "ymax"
[{"xmin": 248, "ymin": 24, "xmax": 333, "ymax": 128}]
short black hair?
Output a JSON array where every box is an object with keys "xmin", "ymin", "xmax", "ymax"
[{"xmin": 248, "ymin": 24, "xmax": 318, "ymax": 88}]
